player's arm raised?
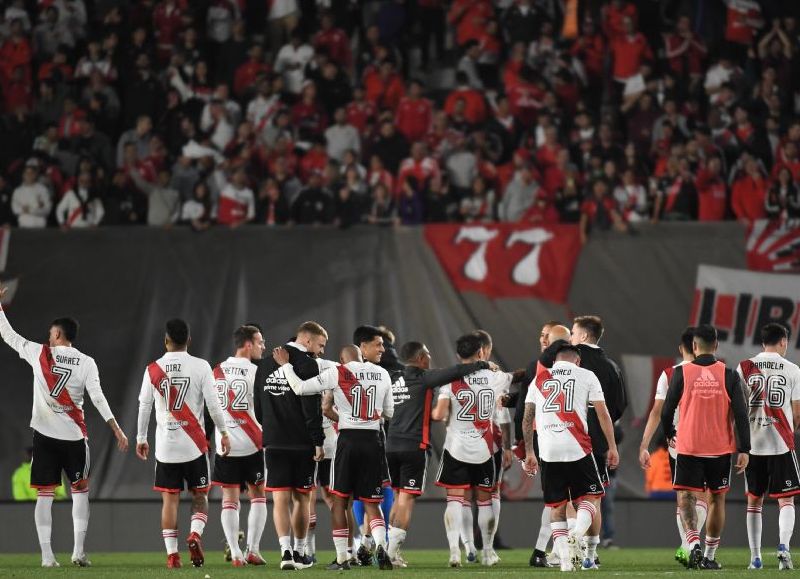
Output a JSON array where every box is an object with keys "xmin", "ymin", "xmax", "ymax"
[
  {"xmin": 201, "ymin": 364, "xmax": 230, "ymax": 456},
  {"xmin": 522, "ymin": 402, "xmax": 538, "ymax": 474},
  {"xmin": 136, "ymin": 369, "xmax": 154, "ymax": 460},
  {"xmin": 85, "ymin": 358, "xmax": 128, "ymax": 452},
  {"xmin": 0, "ymin": 283, "xmax": 40, "ymax": 363}
]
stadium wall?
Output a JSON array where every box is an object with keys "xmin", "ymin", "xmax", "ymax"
[{"xmin": 0, "ymin": 224, "xmax": 747, "ymax": 504}]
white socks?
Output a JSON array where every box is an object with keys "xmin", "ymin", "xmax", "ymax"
[
  {"xmin": 308, "ymin": 513, "xmax": 317, "ymax": 556},
  {"xmin": 369, "ymin": 517, "xmax": 387, "ymax": 549},
  {"xmin": 279, "ymin": 535, "xmax": 291, "ymax": 553},
  {"xmin": 552, "ymin": 520, "xmax": 570, "ymax": 570},
  {"xmin": 747, "ymin": 503, "xmax": 763, "ymax": 559},
  {"xmin": 780, "ymin": 501, "xmax": 795, "ymax": 548},
  {"xmin": 676, "ymin": 507, "xmax": 688, "ymax": 549},
  {"xmin": 247, "ymin": 497, "xmax": 267, "ymax": 553},
  {"xmin": 71, "ymin": 488, "xmax": 90, "ymax": 559},
  {"xmin": 35, "ymin": 490, "xmax": 55, "ymax": 563},
  {"xmin": 190, "ymin": 511, "xmax": 207, "ymax": 536},
  {"xmin": 162, "ymin": 529, "xmax": 178, "ymax": 554},
  {"xmin": 536, "ymin": 506, "xmax": 552, "ymax": 551},
  {"xmin": 586, "ymin": 535, "xmax": 600, "ymax": 560},
  {"xmin": 573, "ymin": 501, "xmax": 596, "ymax": 539},
  {"xmin": 387, "ymin": 526, "xmax": 407, "ymax": 559},
  {"xmin": 704, "ymin": 536, "xmax": 720, "ymax": 560},
  {"xmin": 333, "ymin": 527, "xmax": 349, "ymax": 564},
  {"xmin": 444, "ymin": 497, "xmax": 463, "ymax": 557},
  {"xmin": 477, "ymin": 499, "xmax": 494, "ymax": 553},
  {"xmin": 221, "ymin": 500, "xmax": 242, "ymax": 560},
  {"xmin": 490, "ymin": 491, "xmax": 501, "ymax": 548},
  {"xmin": 461, "ymin": 500, "xmax": 475, "ymax": 555},
  {"xmin": 294, "ymin": 536, "xmax": 307, "ymax": 555}
]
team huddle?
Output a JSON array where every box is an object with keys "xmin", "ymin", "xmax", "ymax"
[{"xmin": 1, "ymin": 279, "xmax": 798, "ymax": 573}]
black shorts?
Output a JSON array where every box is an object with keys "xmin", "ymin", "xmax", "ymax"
[
  {"xmin": 265, "ymin": 448, "xmax": 316, "ymax": 493},
  {"xmin": 330, "ymin": 429, "xmax": 384, "ymax": 502},
  {"xmin": 155, "ymin": 453, "xmax": 210, "ymax": 493},
  {"xmin": 379, "ymin": 429, "xmax": 391, "ymax": 485},
  {"xmin": 541, "ymin": 453, "xmax": 605, "ymax": 507},
  {"xmin": 212, "ymin": 450, "xmax": 266, "ymax": 489},
  {"xmin": 673, "ymin": 454, "xmax": 732, "ymax": 494},
  {"xmin": 317, "ymin": 458, "xmax": 333, "ymax": 489},
  {"xmin": 669, "ymin": 453, "xmax": 677, "ymax": 478},
  {"xmin": 30, "ymin": 430, "xmax": 89, "ymax": 489},
  {"xmin": 746, "ymin": 452, "xmax": 800, "ymax": 499},
  {"xmin": 593, "ymin": 450, "xmax": 610, "ymax": 487},
  {"xmin": 435, "ymin": 449, "xmax": 495, "ymax": 491},
  {"xmin": 387, "ymin": 449, "xmax": 428, "ymax": 495}
]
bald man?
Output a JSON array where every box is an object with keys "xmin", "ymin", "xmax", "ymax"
[{"xmin": 273, "ymin": 344, "xmax": 395, "ymax": 570}]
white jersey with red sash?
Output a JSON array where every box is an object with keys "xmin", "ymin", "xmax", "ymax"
[
  {"xmin": 439, "ymin": 369, "xmax": 512, "ymax": 464},
  {"xmin": 0, "ymin": 307, "xmax": 115, "ymax": 441},
  {"xmin": 280, "ymin": 360, "xmax": 394, "ymax": 431},
  {"xmin": 737, "ymin": 352, "xmax": 800, "ymax": 456},
  {"xmin": 217, "ymin": 184, "xmax": 255, "ymax": 224},
  {"xmin": 213, "ymin": 356, "xmax": 261, "ymax": 457},
  {"xmin": 137, "ymin": 351, "xmax": 226, "ymax": 463},
  {"xmin": 525, "ymin": 361, "xmax": 603, "ymax": 462},
  {"xmin": 655, "ymin": 361, "xmax": 688, "ymax": 458}
]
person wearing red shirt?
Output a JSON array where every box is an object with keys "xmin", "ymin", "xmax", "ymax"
[
  {"xmin": 507, "ymin": 74, "xmax": 544, "ymax": 127},
  {"xmin": 724, "ymin": 0, "xmax": 763, "ymax": 46},
  {"xmin": 443, "ymin": 72, "xmax": 486, "ymax": 125},
  {"xmin": 367, "ymin": 155, "xmax": 394, "ymax": 193},
  {"xmin": 396, "ymin": 142, "xmax": 440, "ymax": 197},
  {"xmin": 299, "ymin": 139, "xmax": 329, "ymax": 184},
  {"xmin": 447, "ymin": 0, "xmax": 493, "ymax": 47},
  {"xmin": 502, "ymin": 42, "xmax": 526, "ymax": 91},
  {"xmin": 0, "ymin": 20, "xmax": 32, "ymax": 84},
  {"xmin": 695, "ymin": 157, "xmax": 728, "ymax": 222},
  {"xmin": 395, "ymin": 80, "xmax": 433, "ymax": 143},
  {"xmin": 771, "ymin": 141, "xmax": 800, "ymax": 183},
  {"xmin": 580, "ymin": 179, "xmax": 627, "ymax": 244},
  {"xmin": 233, "ymin": 45, "xmax": 271, "ymax": 97},
  {"xmin": 570, "ymin": 19, "xmax": 606, "ymax": 83},
  {"xmin": 603, "ymin": 0, "xmax": 638, "ymax": 40},
  {"xmin": 314, "ymin": 13, "xmax": 351, "ymax": 67},
  {"xmin": 731, "ymin": 158, "xmax": 767, "ymax": 221},
  {"xmin": 345, "ymin": 87, "xmax": 377, "ymax": 133},
  {"xmin": 291, "ymin": 83, "xmax": 328, "ymax": 140},
  {"xmin": 663, "ymin": 16, "xmax": 707, "ymax": 81},
  {"xmin": 4, "ymin": 65, "xmax": 31, "ymax": 113},
  {"xmin": 611, "ymin": 17, "xmax": 653, "ymax": 81},
  {"xmin": 57, "ymin": 98, "xmax": 87, "ymax": 140},
  {"xmin": 363, "ymin": 61, "xmax": 405, "ymax": 111},
  {"xmin": 152, "ymin": 0, "xmax": 185, "ymax": 63}
]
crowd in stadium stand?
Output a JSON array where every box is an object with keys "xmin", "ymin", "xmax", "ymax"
[{"xmin": 0, "ymin": 0, "xmax": 799, "ymax": 241}]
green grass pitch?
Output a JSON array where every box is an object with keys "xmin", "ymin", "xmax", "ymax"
[{"xmin": 0, "ymin": 549, "xmax": 793, "ymax": 577}]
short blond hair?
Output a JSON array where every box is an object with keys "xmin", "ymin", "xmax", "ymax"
[{"xmin": 296, "ymin": 321, "xmax": 328, "ymax": 339}]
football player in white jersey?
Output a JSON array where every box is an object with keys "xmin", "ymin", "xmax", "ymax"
[
  {"xmin": 273, "ymin": 343, "xmax": 395, "ymax": 570},
  {"xmin": 211, "ymin": 325, "xmax": 267, "ymax": 567},
  {"xmin": 136, "ymin": 319, "xmax": 231, "ymax": 569},
  {"xmin": 522, "ymin": 344, "xmax": 619, "ymax": 572},
  {"xmin": 737, "ymin": 323, "xmax": 800, "ymax": 570},
  {"xmin": 0, "ymin": 284, "xmax": 128, "ymax": 568},
  {"xmin": 638, "ymin": 327, "xmax": 707, "ymax": 567},
  {"xmin": 431, "ymin": 332, "xmax": 512, "ymax": 568}
]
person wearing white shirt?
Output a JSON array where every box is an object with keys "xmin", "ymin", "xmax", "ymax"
[
  {"xmin": 12, "ymin": 166, "xmax": 52, "ymax": 228},
  {"xmin": 56, "ymin": 172, "xmax": 104, "ymax": 228},
  {"xmin": 275, "ymin": 33, "xmax": 314, "ymax": 95},
  {"xmin": 324, "ymin": 108, "xmax": 360, "ymax": 162}
]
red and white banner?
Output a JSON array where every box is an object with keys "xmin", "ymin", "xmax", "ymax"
[
  {"xmin": 621, "ymin": 354, "xmax": 678, "ymax": 425},
  {"xmin": 689, "ymin": 265, "xmax": 800, "ymax": 363},
  {"xmin": 424, "ymin": 223, "xmax": 582, "ymax": 302},
  {"xmin": 746, "ymin": 219, "xmax": 800, "ymax": 273}
]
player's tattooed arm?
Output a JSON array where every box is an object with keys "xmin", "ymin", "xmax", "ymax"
[
  {"xmin": 322, "ymin": 391, "xmax": 338, "ymax": 422},
  {"xmin": 522, "ymin": 402, "xmax": 538, "ymax": 475}
]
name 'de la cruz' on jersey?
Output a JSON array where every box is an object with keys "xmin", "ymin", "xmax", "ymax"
[
  {"xmin": 281, "ymin": 360, "xmax": 395, "ymax": 430},
  {"xmin": 439, "ymin": 368, "xmax": 512, "ymax": 463},
  {"xmin": 138, "ymin": 351, "xmax": 226, "ymax": 463},
  {"xmin": 738, "ymin": 351, "xmax": 800, "ymax": 456},
  {"xmin": 0, "ymin": 308, "xmax": 116, "ymax": 441},
  {"xmin": 526, "ymin": 361, "xmax": 605, "ymax": 463},
  {"xmin": 213, "ymin": 356, "xmax": 261, "ymax": 457}
]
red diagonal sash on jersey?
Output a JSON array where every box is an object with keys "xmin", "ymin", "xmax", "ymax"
[
  {"xmin": 450, "ymin": 378, "xmax": 494, "ymax": 453},
  {"xmin": 39, "ymin": 345, "xmax": 87, "ymax": 438},
  {"xmin": 740, "ymin": 360, "xmax": 794, "ymax": 450},
  {"xmin": 148, "ymin": 362, "xmax": 208, "ymax": 453},
  {"xmin": 213, "ymin": 365, "xmax": 262, "ymax": 449},
  {"xmin": 534, "ymin": 365, "xmax": 592, "ymax": 454},
  {"xmin": 338, "ymin": 365, "xmax": 379, "ymax": 420},
  {"xmin": 67, "ymin": 206, "xmax": 83, "ymax": 227}
]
